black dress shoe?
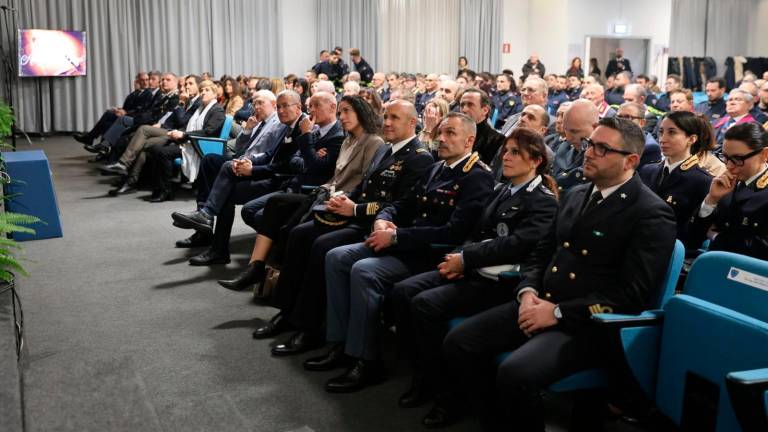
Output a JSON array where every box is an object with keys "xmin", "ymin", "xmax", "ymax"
[
  {"xmin": 304, "ymin": 343, "xmax": 350, "ymax": 371},
  {"xmin": 218, "ymin": 261, "xmax": 265, "ymax": 291},
  {"xmin": 84, "ymin": 142, "xmax": 107, "ymax": 153},
  {"xmin": 325, "ymin": 359, "xmax": 386, "ymax": 393},
  {"xmin": 175, "ymin": 231, "xmax": 213, "ymax": 248},
  {"xmin": 271, "ymin": 331, "xmax": 324, "ymax": 357},
  {"xmin": 149, "ymin": 189, "xmax": 174, "ymax": 203},
  {"xmin": 422, "ymin": 403, "xmax": 460, "ymax": 429},
  {"xmin": 252, "ymin": 312, "xmax": 292, "ymax": 339},
  {"xmin": 188, "ymin": 248, "xmax": 230, "ymax": 266},
  {"xmin": 399, "ymin": 373, "xmax": 431, "ymax": 408},
  {"xmin": 172, "ymin": 210, "xmax": 213, "ymax": 233},
  {"xmin": 74, "ymin": 133, "xmax": 92, "ymax": 145}
]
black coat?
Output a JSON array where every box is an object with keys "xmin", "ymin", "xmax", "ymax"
[
  {"xmin": 287, "ymin": 121, "xmax": 345, "ymax": 189},
  {"xmin": 473, "ymin": 120, "xmax": 506, "ymax": 165},
  {"xmin": 162, "ymin": 96, "xmax": 201, "ymax": 130},
  {"xmin": 689, "ymin": 167, "xmax": 768, "ymax": 260},
  {"xmin": 516, "ymin": 175, "xmax": 677, "ymax": 333},
  {"xmin": 184, "ymin": 103, "xmax": 226, "ymax": 139},
  {"xmin": 551, "ymin": 140, "xmax": 588, "ymax": 193},
  {"xmin": 639, "ymin": 155, "xmax": 712, "ymax": 248},
  {"xmin": 353, "ymin": 58, "xmax": 374, "ymax": 83},
  {"xmin": 605, "ymin": 58, "xmax": 632, "ymax": 78},
  {"xmin": 121, "ymin": 89, "xmax": 145, "ymax": 112},
  {"xmin": 461, "ymin": 176, "xmax": 559, "ymax": 271},
  {"xmin": 349, "ymin": 137, "xmax": 434, "ymax": 221}
]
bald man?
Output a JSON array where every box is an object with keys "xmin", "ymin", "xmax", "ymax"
[
  {"xmin": 581, "ymin": 83, "xmax": 616, "ymax": 119},
  {"xmin": 551, "ymin": 99, "xmax": 599, "ymax": 191},
  {"xmin": 255, "ymin": 100, "xmax": 434, "ymax": 352}
]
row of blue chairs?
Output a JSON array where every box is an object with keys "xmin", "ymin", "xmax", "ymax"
[{"xmin": 449, "ymin": 242, "xmax": 768, "ymax": 431}]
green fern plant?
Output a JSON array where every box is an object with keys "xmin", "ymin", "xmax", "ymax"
[{"xmin": 0, "ymin": 100, "xmax": 40, "ymax": 282}]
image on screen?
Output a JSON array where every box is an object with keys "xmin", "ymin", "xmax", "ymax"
[{"xmin": 18, "ymin": 29, "xmax": 87, "ymax": 77}]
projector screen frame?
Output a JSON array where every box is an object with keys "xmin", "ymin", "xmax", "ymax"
[{"xmin": 17, "ymin": 28, "xmax": 87, "ymax": 78}]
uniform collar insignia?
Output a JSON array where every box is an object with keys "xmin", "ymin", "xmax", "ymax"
[
  {"xmin": 526, "ymin": 175, "xmax": 543, "ymax": 192},
  {"xmin": 756, "ymin": 168, "xmax": 768, "ymax": 190},
  {"xmin": 462, "ymin": 152, "xmax": 481, "ymax": 173},
  {"xmin": 680, "ymin": 154, "xmax": 699, "ymax": 171}
]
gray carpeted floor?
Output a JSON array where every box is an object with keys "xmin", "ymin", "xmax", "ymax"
[
  {"xmin": 18, "ymin": 135, "xmax": 485, "ymax": 432},
  {"xmin": 17, "ymin": 136, "xmax": 651, "ymax": 432}
]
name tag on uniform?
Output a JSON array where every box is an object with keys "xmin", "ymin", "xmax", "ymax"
[
  {"xmin": 381, "ymin": 170, "xmax": 396, "ymax": 178},
  {"xmin": 592, "ymin": 230, "xmax": 605, "ymax": 237}
]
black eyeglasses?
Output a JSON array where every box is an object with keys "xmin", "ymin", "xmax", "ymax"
[
  {"xmin": 718, "ymin": 148, "xmax": 764, "ymax": 167},
  {"xmin": 616, "ymin": 114, "xmax": 645, "ymax": 121},
  {"xmin": 581, "ymin": 138, "xmax": 634, "ymax": 157}
]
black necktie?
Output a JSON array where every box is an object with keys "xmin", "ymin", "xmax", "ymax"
[
  {"xmin": 658, "ymin": 166, "xmax": 670, "ymax": 187},
  {"xmin": 583, "ymin": 191, "xmax": 603, "ymax": 214},
  {"xmin": 381, "ymin": 145, "xmax": 393, "ymax": 161}
]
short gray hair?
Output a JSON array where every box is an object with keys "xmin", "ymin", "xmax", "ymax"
[
  {"xmin": 442, "ymin": 112, "xmax": 477, "ymax": 136},
  {"xmin": 276, "ymin": 89, "xmax": 301, "ymax": 105},
  {"xmin": 730, "ymin": 88, "xmax": 754, "ymax": 105}
]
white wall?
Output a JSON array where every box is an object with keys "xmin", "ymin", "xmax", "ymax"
[
  {"xmin": 280, "ymin": 0, "xmax": 318, "ymax": 76},
  {"xmin": 500, "ymin": 0, "xmax": 529, "ymax": 75}
]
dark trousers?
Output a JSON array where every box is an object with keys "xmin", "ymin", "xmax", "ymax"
[
  {"xmin": 146, "ymin": 142, "xmax": 181, "ymax": 193},
  {"xmin": 87, "ymin": 110, "xmax": 119, "ymax": 139},
  {"xmin": 210, "ymin": 178, "xmax": 277, "ymax": 254},
  {"xmin": 271, "ymin": 221, "xmax": 367, "ymax": 336},
  {"xmin": 256, "ymin": 193, "xmax": 312, "ymax": 240},
  {"xmin": 391, "ymin": 271, "xmax": 518, "ymax": 388},
  {"xmin": 194, "ymin": 154, "xmax": 231, "ymax": 208},
  {"xmin": 442, "ymin": 300, "xmax": 602, "ymax": 430}
]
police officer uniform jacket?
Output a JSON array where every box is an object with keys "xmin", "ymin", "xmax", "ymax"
[
  {"xmin": 492, "ymin": 91, "xmax": 523, "ymax": 129},
  {"xmin": 516, "ymin": 175, "xmax": 677, "ymax": 333},
  {"xmin": 639, "ymin": 154, "xmax": 712, "ymax": 248},
  {"xmin": 551, "ymin": 140, "xmax": 589, "ymax": 193},
  {"xmin": 347, "ymin": 137, "xmax": 434, "ymax": 222},
  {"xmin": 376, "ymin": 152, "xmax": 494, "ymax": 261},
  {"xmin": 460, "ymin": 176, "xmax": 559, "ymax": 272},
  {"xmin": 689, "ymin": 167, "xmax": 768, "ymax": 260},
  {"xmin": 352, "ymin": 58, "xmax": 374, "ymax": 83},
  {"xmin": 695, "ymin": 98, "xmax": 727, "ymax": 124}
]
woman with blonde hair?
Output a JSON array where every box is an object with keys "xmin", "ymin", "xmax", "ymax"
[{"xmin": 418, "ymin": 98, "xmax": 450, "ymax": 156}]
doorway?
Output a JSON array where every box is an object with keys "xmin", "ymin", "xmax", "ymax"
[{"xmin": 585, "ymin": 36, "xmax": 651, "ymax": 79}]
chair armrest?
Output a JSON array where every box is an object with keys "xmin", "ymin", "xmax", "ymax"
[
  {"xmin": 591, "ymin": 310, "xmax": 664, "ymax": 328},
  {"xmin": 727, "ymin": 369, "xmax": 768, "ymax": 432},
  {"xmin": 188, "ymin": 135, "xmax": 228, "ymax": 143}
]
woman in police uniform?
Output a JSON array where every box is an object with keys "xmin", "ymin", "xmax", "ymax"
[
  {"xmin": 640, "ymin": 111, "xmax": 713, "ymax": 249},
  {"xmin": 389, "ymin": 127, "xmax": 560, "ymax": 427},
  {"xmin": 690, "ymin": 122, "xmax": 768, "ymax": 260}
]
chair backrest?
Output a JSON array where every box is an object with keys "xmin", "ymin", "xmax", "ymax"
[
  {"xmin": 649, "ymin": 239, "xmax": 686, "ymax": 309},
  {"xmin": 656, "ymin": 295, "xmax": 768, "ymax": 432},
  {"xmin": 683, "ymin": 251, "xmax": 768, "ymax": 323},
  {"xmin": 197, "ymin": 115, "xmax": 233, "ymax": 155}
]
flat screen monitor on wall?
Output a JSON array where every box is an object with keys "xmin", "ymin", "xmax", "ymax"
[{"xmin": 18, "ymin": 29, "xmax": 87, "ymax": 77}]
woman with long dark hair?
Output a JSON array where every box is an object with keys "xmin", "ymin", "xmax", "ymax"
[
  {"xmin": 689, "ymin": 122, "xmax": 768, "ymax": 259},
  {"xmin": 640, "ymin": 111, "xmax": 713, "ymax": 248},
  {"xmin": 567, "ymin": 57, "xmax": 584, "ymax": 78},
  {"xmin": 222, "ymin": 77, "xmax": 244, "ymax": 116},
  {"xmin": 218, "ymin": 95, "xmax": 385, "ymax": 292}
]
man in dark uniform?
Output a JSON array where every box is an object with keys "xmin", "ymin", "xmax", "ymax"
[
  {"xmin": 605, "ymin": 47, "xmax": 632, "ymax": 78},
  {"xmin": 443, "ymin": 117, "xmax": 677, "ymax": 429},
  {"xmin": 415, "ymin": 74, "xmax": 439, "ymax": 115},
  {"xmin": 551, "ymin": 99, "xmax": 598, "ymax": 192},
  {"xmin": 654, "ymin": 74, "xmax": 682, "ymax": 113},
  {"xmin": 546, "ymin": 75, "xmax": 569, "ymax": 116},
  {"xmin": 314, "ymin": 51, "xmax": 347, "ymax": 88},
  {"xmin": 349, "ymin": 48, "xmax": 373, "ymax": 84},
  {"xmin": 459, "ymin": 87, "xmax": 505, "ymax": 165},
  {"xmin": 253, "ymin": 100, "xmax": 433, "ymax": 350},
  {"xmin": 492, "ymin": 73, "xmax": 522, "ymax": 128},
  {"xmin": 695, "ymin": 77, "xmax": 728, "ymax": 124},
  {"xmin": 314, "ymin": 112, "xmax": 494, "ymax": 393}
]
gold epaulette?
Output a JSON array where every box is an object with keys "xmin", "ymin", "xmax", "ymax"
[
  {"xmin": 416, "ymin": 148, "xmax": 428, "ymax": 153},
  {"xmin": 680, "ymin": 154, "xmax": 699, "ymax": 171},
  {"xmin": 462, "ymin": 152, "xmax": 481, "ymax": 173},
  {"xmin": 757, "ymin": 169, "xmax": 768, "ymax": 190},
  {"xmin": 366, "ymin": 202, "xmax": 380, "ymax": 215}
]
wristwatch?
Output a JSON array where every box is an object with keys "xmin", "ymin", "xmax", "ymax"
[{"xmin": 553, "ymin": 305, "xmax": 562, "ymax": 320}]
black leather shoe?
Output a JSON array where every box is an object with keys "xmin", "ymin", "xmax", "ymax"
[
  {"xmin": 399, "ymin": 374, "xmax": 431, "ymax": 408},
  {"xmin": 271, "ymin": 331, "xmax": 324, "ymax": 357},
  {"xmin": 188, "ymin": 248, "xmax": 230, "ymax": 266},
  {"xmin": 84, "ymin": 142, "xmax": 107, "ymax": 153},
  {"xmin": 325, "ymin": 359, "xmax": 386, "ymax": 393},
  {"xmin": 175, "ymin": 231, "xmax": 213, "ymax": 248},
  {"xmin": 218, "ymin": 261, "xmax": 265, "ymax": 291},
  {"xmin": 422, "ymin": 403, "xmax": 460, "ymax": 429},
  {"xmin": 252, "ymin": 313, "xmax": 292, "ymax": 339},
  {"xmin": 304, "ymin": 343, "xmax": 350, "ymax": 371},
  {"xmin": 74, "ymin": 133, "xmax": 92, "ymax": 145},
  {"xmin": 172, "ymin": 210, "xmax": 213, "ymax": 233},
  {"xmin": 149, "ymin": 189, "xmax": 174, "ymax": 203}
]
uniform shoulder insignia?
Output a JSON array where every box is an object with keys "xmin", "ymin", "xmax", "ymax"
[
  {"xmin": 588, "ymin": 304, "xmax": 614, "ymax": 315},
  {"xmin": 416, "ymin": 148, "xmax": 428, "ymax": 153},
  {"xmin": 680, "ymin": 154, "xmax": 699, "ymax": 171},
  {"xmin": 526, "ymin": 175, "xmax": 543, "ymax": 192},
  {"xmin": 462, "ymin": 152, "xmax": 482, "ymax": 172},
  {"xmin": 757, "ymin": 170, "xmax": 768, "ymax": 190},
  {"xmin": 509, "ymin": 100, "xmax": 515, "ymax": 106}
]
